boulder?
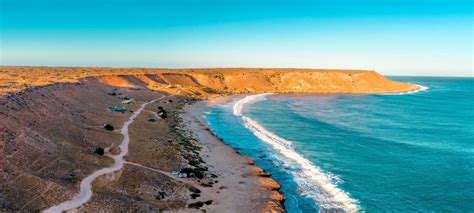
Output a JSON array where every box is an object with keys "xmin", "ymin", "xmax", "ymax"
[{"xmin": 109, "ymin": 146, "xmax": 121, "ymax": 155}]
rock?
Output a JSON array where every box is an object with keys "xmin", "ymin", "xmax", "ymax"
[
  {"xmin": 250, "ymin": 166, "xmax": 271, "ymax": 177},
  {"xmin": 263, "ymin": 200, "xmax": 285, "ymax": 213},
  {"xmin": 245, "ymin": 158, "xmax": 255, "ymax": 165},
  {"xmin": 260, "ymin": 178, "xmax": 281, "ymax": 191},
  {"xmin": 109, "ymin": 146, "xmax": 121, "ymax": 155},
  {"xmin": 269, "ymin": 191, "xmax": 285, "ymax": 202}
]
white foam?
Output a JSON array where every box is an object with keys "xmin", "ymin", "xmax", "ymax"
[
  {"xmin": 233, "ymin": 93, "xmax": 271, "ymax": 116},
  {"xmin": 380, "ymin": 84, "xmax": 429, "ymax": 95},
  {"xmin": 233, "ymin": 94, "xmax": 359, "ymax": 211}
]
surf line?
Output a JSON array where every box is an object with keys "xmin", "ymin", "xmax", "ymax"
[
  {"xmin": 44, "ymin": 95, "xmax": 169, "ymax": 213},
  {"xmin": 380, "ymin": 84, "xmax": 429, "ymax": 95},
  {"xmin": 233, "ymin": 94, "xmax": 359, "ymax": 211}
]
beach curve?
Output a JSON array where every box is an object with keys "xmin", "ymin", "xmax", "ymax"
[{"xmin": 233, "ymin": 94, "xmax": 360, "ymax": 211}]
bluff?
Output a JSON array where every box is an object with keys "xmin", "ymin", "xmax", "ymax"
[{"xmin": 0, "ymin": 67, "xmax": 418, "ymax": 96}]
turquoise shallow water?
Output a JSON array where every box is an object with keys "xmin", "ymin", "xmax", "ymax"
[{"xmin": 204, "ymin": 77, "xmax": 474, "ymax": 212}]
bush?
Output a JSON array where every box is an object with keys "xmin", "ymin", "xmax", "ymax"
[
  {"xmin": 66, "ymin": 173, "xmax": 78, "ymax": 183},
  {"xmin": 103, "ymin": 123, "xmax": 114, "ymax": 131},
  {"xmin": 188, "ymin": 159, "xmax": 200, "ymax": 166},
  {"xmin": 155, "ymin": 191, "xmax": 166, "ymax": 200},
  {"xmin": 94, "ymin": 147, "xmax": 104, "ymax": 155},
  {"xmin": 188, "ymin": 202, "xmax": 204, "ymax": 209},
  {"xmin": 157, "ymin": 106, "xmax": 167, "ymax": 119},
  {"xmin": 180, "ymin": 168, "xmax": 204, "ymax": 179},
  {"xmin": 189, "ymin": 187, "xmax": 201, "ymax": 194}
]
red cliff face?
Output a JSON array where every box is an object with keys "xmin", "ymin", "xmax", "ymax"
[{"xmin": 0, "ymin": 67, "xmax": 419, "ymax": 96}]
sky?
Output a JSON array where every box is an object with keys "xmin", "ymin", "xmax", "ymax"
[{"xmin": 0, "ymin": 0, "xmax": 472, "ymax": 76}]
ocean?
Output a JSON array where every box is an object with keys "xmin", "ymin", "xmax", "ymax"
[{"xmin": 203, "ymin": 77, "xmax": 474, "ymax": 212}]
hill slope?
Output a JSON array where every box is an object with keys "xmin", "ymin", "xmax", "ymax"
[{"xmin": 0, "ymin": 67, "xmax": 419, "ymax": 95}]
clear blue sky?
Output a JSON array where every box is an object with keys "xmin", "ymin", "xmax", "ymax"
[{"xmin": 1, "ymin": 0, "xmax": 472, "ymax": 76}]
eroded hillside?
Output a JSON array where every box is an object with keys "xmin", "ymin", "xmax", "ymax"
[
  {"xmin": 0, "ymin": 67, "xmax": 419, "ymax": 96},
  {"xmin": 0, "ymin": 66, "xmax": 418, "ymax": 211}
]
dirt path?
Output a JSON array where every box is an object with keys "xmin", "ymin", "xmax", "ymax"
[{"xmin": 44, "ymin": 95, "xmax": 167, "ymax": 213}]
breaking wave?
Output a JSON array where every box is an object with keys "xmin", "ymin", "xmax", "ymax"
[
  {"xmin": 233, "ymin": 94, "xmax": 359, "ymax": 211},
  {"xmin": 380, "ymin": 84, "xmax": 429, "ymax": 95}
]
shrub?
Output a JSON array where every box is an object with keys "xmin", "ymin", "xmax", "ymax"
[
  {"xmin": 103, "ymin": 123, "xmax": 114, "ymax": 131},
  {"xmin": 157, "ymin": 106, "xmax": 167, "ymax": 119},
  {"xmin": 188, "ymin": 202, "xmax": 204, "ymax": 209},
  {"xmin": 189, "ymin": 187, "xmax": 201, "ymax": 194},
  {"xmin": 94, "ymin": 147, "xmax": 104, "ymax": 155},
  {"xmin": 180, "ymin": 168, "xmax": 204, "ymax": 179},
  {"xmin": 188, "ymin": 159, "xmax": 200, "ymax": 166},
  {"xmin": 155, "ymin": 191, "xmax": 166, "ymax": 200}
]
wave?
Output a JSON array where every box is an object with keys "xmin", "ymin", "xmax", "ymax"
[
  {"xmin": 380, "ymin": 84, "xmax": 429, "ymax": 95},
  {"xmin": 233, "ymin": 94, "xmax": 359, "ymax": 211},
  {"xmin": 233, "ymin": 93, "xmax": 272, "ymax": 116}
]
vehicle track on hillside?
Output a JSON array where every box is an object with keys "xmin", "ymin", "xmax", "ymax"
[{"xmin": 44, "ymin": 95, "xmax": 169, "ymax": 213}]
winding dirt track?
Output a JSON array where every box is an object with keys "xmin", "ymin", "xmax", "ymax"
[{"xmin": 44, "ymin": 96, "xmax": 167, "ymax": 213}]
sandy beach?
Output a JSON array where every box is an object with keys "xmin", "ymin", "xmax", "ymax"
[{"xmin": 180, "ymin": 97, "xmax": 285, "ymax": 212}]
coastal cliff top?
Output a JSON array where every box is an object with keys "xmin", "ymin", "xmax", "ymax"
[{"xmin": 0, "ymin": 66, "xmax": 419, "ymax": 96}]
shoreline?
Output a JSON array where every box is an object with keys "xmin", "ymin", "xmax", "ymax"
[
  {"xmin": 180, "ymin": 96, "xmax": 286, "ymax": 212},
  {"xmin": 0, "ymin": 68, "xmax": 423, "ymax": 211}
]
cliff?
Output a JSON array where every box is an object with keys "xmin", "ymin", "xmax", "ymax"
[
  {"xmin": 0, "ymin": 67, "xmax": 419, "ymax": 96},
  {"xmin": 0, "ymin": 67, "xmax": 417, "ymax": 211}
]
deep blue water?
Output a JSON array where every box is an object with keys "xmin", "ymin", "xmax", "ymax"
[{"xmin": 204, "ymin": 77, "xmax": 474, "ymax": 212}]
